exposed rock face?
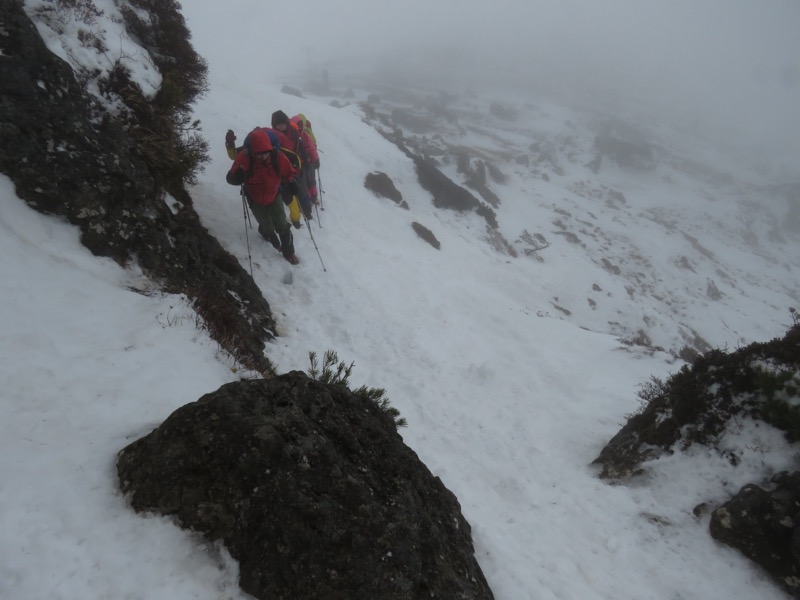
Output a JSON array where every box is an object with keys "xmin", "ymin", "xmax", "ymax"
[
  {"xmin": 117, "ymin": 372, "xmax": 494, "ymax": 600},
  {"xmin": 485, "ymin": 161, "xmax": 506, "ymax": 184},
  {"xmin": 373, "ymin": 129, "xmax": 500, "ymax": 230},
  {"xmin": 457, "ymin": 154, "xmax": 502, "ymax": 208},
  {"xmin": 363, "ymin": 108, "xmax": 512, "ymax": 252},
  {"xmin": 410, "ymin": 150, "xmax": 502, "ymax": 232},
  {"xmin": 0, "ymin": 0, "xmax": 275, "ymax": 374},
  {"xmin": 413, "ymin": 152, "xmax": 482, "ymax": 212},
  {"xmin": 364, "ymin": 171, "xmax": 408, "ymax": 209},
  {"xmin": 710, "ymin": 472, "xmax": 800, "ymax": 599}
]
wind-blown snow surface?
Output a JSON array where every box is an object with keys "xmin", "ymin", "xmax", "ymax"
[{"xmin": 2, "ymin": 1, "xmax": 799, "ymax": 599}]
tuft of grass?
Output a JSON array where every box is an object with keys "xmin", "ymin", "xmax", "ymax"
[
  {"xmin": 307, "ymin": 351, "xmax": 407, "ymax": 429},
  {"xmin": 624, "ymin": 375, "xmax": 668, "ymax": 420}
]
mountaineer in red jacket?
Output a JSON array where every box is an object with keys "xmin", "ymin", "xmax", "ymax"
[
  {"xmin": 290, "ymin": 113, "xmax": 321, "ymax": 207},
  {"xmin": 226, "ymin": 128, "xmax": 301, "ymax": 265},
  {"xmin": 271, "ymin": 110, "xmax": 317, "ymax": 220}
]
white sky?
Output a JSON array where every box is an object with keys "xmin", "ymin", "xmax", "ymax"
[
  {"xmin": 201, "ymin": 0, "xmax": 800, "ymax": 178},
  {"xmin": 3, "ymin": 0, "xmax": 799, "ymax": 598}
]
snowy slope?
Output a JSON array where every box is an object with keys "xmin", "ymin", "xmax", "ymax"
[{"xmin": 2, "ymin": 1, "xmax": 798, "ymax": 599}]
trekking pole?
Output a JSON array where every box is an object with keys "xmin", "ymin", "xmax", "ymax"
[
  {"xmin": 316, "ymin": 167, "xmax": 325, "ymax": 210},
  {"xmin": 301, "ymin": 209, "xmax": 327, "ymax": 272},
  {"xmin": 240, "ymin": 185, "xmax": 254, "ymax": 278},
  {"xmin": 314, "ymin": 202, "xmax": 322, "ymax": 226},
  {"xmin": 313, "ymin": 167, "xmax": 322, "ymax": 224},
  {"xmin": 313, "ymin": 188, "xmax": 322, "ymax": 227},
  {"xmin": 243, "ymin": 194, "xmax": 253, "ymax": 229}
]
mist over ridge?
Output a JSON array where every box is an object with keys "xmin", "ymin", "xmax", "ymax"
[{"xmin": 260, "ymin": 0, "xmax": 800, "ymax": 181}]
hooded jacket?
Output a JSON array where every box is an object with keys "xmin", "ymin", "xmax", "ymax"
[
  {"xmin": 272, "ymin": 110, "xmax": 319, "ymax": 167},
  {"xmin": 290, "ymin": 114, "xmax": 320, "ymax": 167},
  {"xmin": 226, "ymin": 129, "xmax": 299, "ymax": 205}
]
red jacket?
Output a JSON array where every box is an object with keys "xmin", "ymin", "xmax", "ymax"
[
  {"xmin": 226, "ymin": 129, "xmax": 298, "ymax": 205},
  {"xmin": 291, "ymin": 115, "xmax": 320, "ymax": 166},
  {"xmin": 278, "ymin": 123, "xmax": 319, "ymax": 167},
  {"xmin": 299, "ymin": 128, "xmax": 319, "ymax": 166}
]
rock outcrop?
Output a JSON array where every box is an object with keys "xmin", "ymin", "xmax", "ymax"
[
  {"xmin": 710, "ymin": 472, "xmax": 800, "ymax": 599},
  {"xmin": 594, "ymin": 324, "xmax": 800, "ymax": 596},
  {"xmin": 364, "ymin": 171, "xmax": 408, "ymax": 208},
  {"xmin": 411, "ymin": 221, "xmax": 441, "ymax": 250},
  {"xmin": 117, "ymin": 372, "xmax": 494, "ymax": 600},
  {"xmin": 593, "ymin": 325, "xmax": 800, "ymax": 480},
  {"xmin": 0, "ymin": 0, "xmax": 275, "ymax": 374}
]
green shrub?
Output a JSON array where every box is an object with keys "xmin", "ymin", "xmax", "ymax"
[
  {"xmin": 307, "ymin": 351, "xmax": 407, "ymax": 429},
  {"xmin": 110, "ymin": 0, "xmax": 210, "ymax": 189},
  {"xmin": 761, "ymin": 397, "xmax": 800, "ymax": 442}
]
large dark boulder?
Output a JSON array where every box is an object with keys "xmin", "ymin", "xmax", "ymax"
[
  {"xmin": 0, "ymin": 0, "xmax": 275, "ymax": 374},
  {"xmin": 117, "ymin": 372, "xmax": 494, "ymax": 600},
  {"xmin": 710, "ymin": 472, "xmax": 800, "ymax": 598}
]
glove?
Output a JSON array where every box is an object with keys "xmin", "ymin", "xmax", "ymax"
[
  {"xmin": 226, "ymin": 167, "xmax": 245, "ymax": 186},
  {"xmin": 225, "ymin": 130, "xmax": 240, "ymax": 160},
  {"xmin": 310, "ymin": 160, "xmax": 320, "ymax": 170},
  {"xmin": 286, "ymin": 179, "xmax": 300, "ymax": 198}
]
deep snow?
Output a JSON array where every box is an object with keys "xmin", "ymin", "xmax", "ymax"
[{"xmin": 3, "ymin": 1, "xmax": 799, "ymax": 598}]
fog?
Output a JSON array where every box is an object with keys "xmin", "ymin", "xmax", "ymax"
[{"xmin": 199, "ymin": 0, "xmax": 800, "ymax": 179}]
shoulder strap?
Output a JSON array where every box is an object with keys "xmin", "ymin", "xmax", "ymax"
[
  {"xmin": 281, "ymin": 147, "xmax": 301, "ymax": 169},
  {"xmin": 240, "ymin": 132, "xmax": 255, "ymax": 177},
  {"xmin": 264, "ymin": 128, "xmax": 282, "ymax": 151}
]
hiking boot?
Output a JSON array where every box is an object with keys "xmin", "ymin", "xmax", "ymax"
[
  {"xmin": 291, "ymin": 220, "xmax": 303, "ymax": 229},
  {"xmin": 278, "ymin": 230, "xmax": 295, "ymax": 256},
  {"xmin": 284, "ymin": 254, "xmax": 300, "ymax": 265},
  {"xmin": 262, "ymin": 230, "xmax": 282, "ymax": 251},
  {"xmin": 302, "ymin": 206, "xmax": 313, "ymax": 220}
]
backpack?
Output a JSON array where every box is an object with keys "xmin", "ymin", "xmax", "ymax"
[
  {"xmin": 291, "ymin": 113, "xmax": 317, "ymax": 146},
  {"xmin": 237, "ymin": 129, "xmax": 305, "ymax": 210},
  {"xmin": 230, "ymin": 127, "xmax": 303, "ymax": 175}
]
